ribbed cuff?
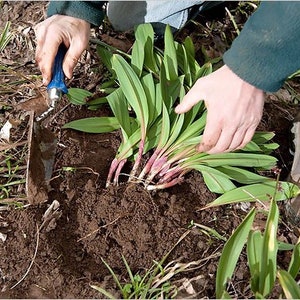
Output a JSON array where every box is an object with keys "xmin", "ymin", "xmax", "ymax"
[{"xmin": 47, "ymin": 1, "xmax": 105, "ymax": 26}]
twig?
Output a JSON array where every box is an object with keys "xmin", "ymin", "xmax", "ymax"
[
  {"xmin": 10, "ymin": 224, "xmax": 40, "ymax": 290},
  {"xmin": 0, "ymin": 140, "xmax": 27, "ymax": 151},
  {"xmin": 77, "ymin": 216, "xmax": 122, "ymax": 242}
]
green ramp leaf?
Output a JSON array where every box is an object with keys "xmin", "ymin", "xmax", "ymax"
[
  {"xmin": 216, "ymin": 208, "xmax": 255, "ymax": 299},
  {"xmin": 63, "ymin": 117, "xmax": 120, "ymax": 133},
  {"xmin": 204, "ymin": 181, "xmax": 300, "ymax": 209},
  {"xmin": 278, "ymin": 270, "xmax": 300, "ymax": 299}
]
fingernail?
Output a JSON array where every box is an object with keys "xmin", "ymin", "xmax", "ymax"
[{"xmin": 175, "ymin": 106, "xmax": 181, "ymax": 114}]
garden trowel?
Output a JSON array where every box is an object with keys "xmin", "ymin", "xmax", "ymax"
[
  {"xmin": 24, "ymin": 44, "xmax": 68, "ymax": 204},
  {"xmin": 286, "ymin": 111, "xmax": 300, "ymax": 227}
]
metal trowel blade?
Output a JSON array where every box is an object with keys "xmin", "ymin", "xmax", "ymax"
[{"xmin": 26, "ymin": 111, "xmax": 57, "ymax": 204}]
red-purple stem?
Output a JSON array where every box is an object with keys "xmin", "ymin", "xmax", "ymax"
[
  {"xmin": 106, "ymin": 158, "xmax": 119, "ymax": 188},
  {"xmin": 138, "ymin": 148, "xmax": 162, "ymax": 180},
  {"xmin": 147, "ymin": 176, "xmax": 184, "ymax": 191},
  {"xmin": 113, "ymin": 158, "xmax": 127, "ymax": 186},
  {"xmin": 129, "ymin": 138, "xmax": 145, "ymax": 181}
]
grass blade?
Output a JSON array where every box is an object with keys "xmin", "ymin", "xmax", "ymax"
[
  {"xmin": 90, "ymin": 285, "xmax": 116, "ymax": 299},
  {"xmin": 0, "ymin": 21, "xmax": 13, "ymax": 52}
]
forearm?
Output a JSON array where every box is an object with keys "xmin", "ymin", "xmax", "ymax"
[
  {"xmin": 47, "ymin": 1, "xmax": 105, "ymax": 26},
  {"xmin": 223, "ymin": 1, "xmax": 300, "ymax": 92}
]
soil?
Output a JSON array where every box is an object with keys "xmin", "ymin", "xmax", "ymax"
[{"xmin": 1, "ymin": 1, "xmax": 300, "ymax": 299}]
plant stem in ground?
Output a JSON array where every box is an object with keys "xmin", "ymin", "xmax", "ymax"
[
  {"xmin": 106, "ymin": 158, "xmax": 119, "ymax": 187},
  {"xmin": 147, "ymin": 176, "xmax": 184, "ymax": 191},
  {"xmin": 128, "ymin": 138, "xmax": 145, "ymax": 182},
  {"xmin": 113, "ymin": 158, "xmax": 127, "ymax": 186}
]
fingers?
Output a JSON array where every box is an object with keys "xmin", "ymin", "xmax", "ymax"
[
  {"xmin": 199, "ymin": 126, "xmax": 256, "ymax": 154},
  {"xmin": 35, "ymin": 23, "xmax": 62, "ymax": 85},
  {"xmin": 34, "ymin": 15, "xmax": 90, "ymax": 85},
  {"xmin": 174, "ymin": 65, "xmax": 265, "ymax": 154},
  {"xmin": 63, "ymin": 47, "xmax": 81, "ymax": 79},
  {"xmin": 175, "ymin": 78, "xmax": 206, "ymax": 114}
]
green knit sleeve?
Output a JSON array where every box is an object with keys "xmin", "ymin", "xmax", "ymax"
[
  {"xmin": 47, "ymin": 1, "xmax": 105, "ymax": 26},
  {"xmin": 223, "ymin": 2, "xmax": 300, "ymax": 92}
]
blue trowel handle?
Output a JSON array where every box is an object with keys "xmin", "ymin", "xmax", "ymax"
[{"xmin": 47, "ymin": 44, "xmax": 68, "ymax": 94}]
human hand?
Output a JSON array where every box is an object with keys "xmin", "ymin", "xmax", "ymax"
[
  {"xmin": 175, "ymin": 65, "xmax": 265, "ymax": 154},
  {"xmin": 34, "ymin": 15, "xmax": 90, "ymax": 85}
]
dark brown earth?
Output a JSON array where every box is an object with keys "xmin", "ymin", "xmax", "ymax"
[{"xmin": 1, "ymin": 1, "xmax": 300, "ymax": 299}]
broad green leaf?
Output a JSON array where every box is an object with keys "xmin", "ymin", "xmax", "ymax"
[
  {"xmin": 288, "ymin": 240, "xmax": 300, "ymax": 278},
  {"xmin": 144, "ymin": 119, "xmax": 163, "ymax": 153},
  {"xmin": 194, "ymin": 165, "xmax": 236, "ymax": 194},
  {"xmin": 86, "ymin": 96, "xmax": 108, "ymax": 106},
  {"xmin": 181, "ymin": 101, "xmax": 206, "ymax": 130},
  {"xmin": 216, "ymin": 208, "xmax": 256, "ymax": 299},
  {"xmin": 216, "ymin": 166, "xmax": 271, "ymax": 184},
  {"xmin": 63, "ymin": 117, "xmax": 120, "ymax": 133},
  {"xmin": 134, "ymin": 23, "xmax": 158, "ymax": 73},
  {"xmin": 205, "ymin": 181, "xmax": 300, "ymax": 209},
  {"xmin": 247, "ymin": 230, "xmax": 264, "ymax": 293},
  {"xmin": 163, "ymin": 113, "xmax": 185, "ymax": 151},
  {"xmin": 241, "ymin": 141, "xmax": 263, "ymax": 152},
  {"xmin": 112, "ymin": 54, "xmax": 149, "ymax": 134},
  {"xmin": 107, "ymin": 87, "xmax": 132, "ymax": 139},
  {"xmin": 175, "ymin": 43, "xmax": 192, "ymax": 86},
  {"xmin": 131, "ymin": 38, "xmax": 144, "ymax": 77},
  {"xmin": 67, "ymin": 88, "xmax": 92, "ymax": 105},
  {"xmin": 141, "ymin": 73, "xmax": 157, "ymax": 125},
  {"xmin": 253, "ymin": 199, "xmax": 279, "ymax": 297},
  {"xmin": 252, "ymin": 131, "xmax": 276, "ymax": 144},
  {"xmin": 96, "ymin": 45, "xmax": 114, "ymax": 74},
  {"xmin": 259, "ymin": 198, "xmax": 278, "ymax": 297},
  {"xmin": 196, "ymin": 153, "xmax": 277, "ymax": 169},
  {"xmin": 195, "ymin": 62, "xmax": 212, "ymax": 80},
  {"xmin": 278, "ymin": 241, "xmax": 294, "ymax": 251},
  {"xmin": 163, "ymin": 25, "xmax": 178, "ymax": 81},
  {"xmin": 278, "ymin": 270, "xmax": 300, "ymax": 299},
  {"xmin": 172, "ymin": 111, "xmax": 207, "ymax": 148},
  {"xmin": 156, "ymin": 102, "xmax": 170, "ymax": 150}
]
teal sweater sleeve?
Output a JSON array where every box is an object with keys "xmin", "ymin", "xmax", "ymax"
[
  {"xmin": 223, "ymin": 2, "xmax": 300, "ymax": 92},
  {"xmin": 47, "ymin": 1, "xmax": 105, "ymax": 26}
]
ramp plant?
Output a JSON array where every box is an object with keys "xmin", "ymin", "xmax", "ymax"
[
  {"xmin": 215, "ymin": 183, "xmax": 300, "ymax": 299},
  {"xmin": 64, "ymin": 23, "xmax": 299, "ymax": 201}
]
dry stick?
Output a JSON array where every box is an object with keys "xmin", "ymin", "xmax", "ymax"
[
  {"xmin": 77, "ymin": 216, "xmax": 122, "ymax": 242},
  {"xmin": 0, "ymin": 198, "xmax": 28, "ymax": 204},
  {"xmin": 10, "ymin": 224, "xmax": 40, "ymax": 290},
  {"xmin": 0, "ymin": 140, "xmax": 27, "ymax": 151}
]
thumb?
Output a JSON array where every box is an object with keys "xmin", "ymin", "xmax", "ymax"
[{"xmin": 175, "ymin": 78, "xmax": 206, "ymax": 114}]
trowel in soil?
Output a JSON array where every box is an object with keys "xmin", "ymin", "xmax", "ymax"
[
  {"xmin": 23, "ymin": 44, "xmax": 68, "ymax": 204},
  {"xmin": 286, "ymin": 111, "xmax": 300, "ymax": 227}
]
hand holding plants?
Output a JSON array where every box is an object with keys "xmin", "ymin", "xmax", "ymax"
[
  {"xmin": 34, "ymin": 15, "xmax": 90, "ymax": 85},
  {"xmin": 175, "ymin": 65, "xmax": 265, "ymax": 154}
]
